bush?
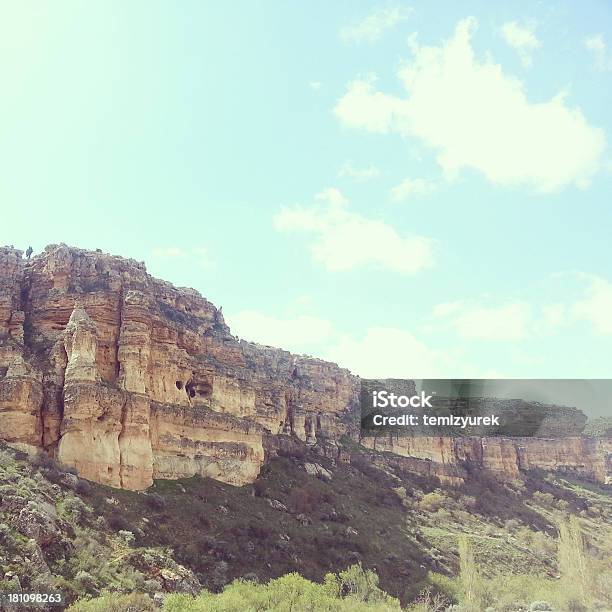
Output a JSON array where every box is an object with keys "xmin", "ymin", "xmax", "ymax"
[
  {"xmin": 324, "ymin": 563, "xmax": 396, "ymax": 604},
  {"xmin": 61, "ymin": 497, "xmax": 90, "ymax": 523},
  {"xmin": 406, "ymin": 587, "xmax": 450, "ymax": 612},
  {"xmin": 107, "ymin": 513, "xmax": 133, "ymax": 532},
  {"xmin": 145, "ymin": 493, "xmax": 166, "ymax": 511},
  {"xmin": 0, "ymin": 449, "xmax": 17, "ymax": 468},
  {"xmin": 74, "ymin": 570, "xmax": 98, "ymax": 593},
  {"xmin": 67, "ymin": 592, "xmax": 155, "ymax": 611},
  {"xmin": 532, "ymin": 491, "xmax": 554, "ymax": 506},
  {"xmin": 118, "ymin": 530, "xmax": 135, "ymax": 546},
  {"xmin": 163, "ymin": 565, "xmax": 401, "ymax": 611},
  {"xmin": 75, "ymin": 479, "xmax": 92, "ymax": 495},
  {"xmin": 419, "ymin": 492, "xmax": 446, "ymax": 512},
  {"xmin": 31, "ymin": 451, "xmax": 58, "ymax": 471},
  {"xmin": 252, "ymin": 479, "xmax": 266, "ymax": 498}
]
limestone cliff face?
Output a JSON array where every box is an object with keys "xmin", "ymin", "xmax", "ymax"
[
  {"xmin": 0, "ymin": 244, "xmax": 609, "ymax": 489},
  {"xmin": 363, "ymin": 435, "xmax": 612, "ymax": 485},
  {"xmin": 0, "ymin": 245, "xmax": 358, "ymax": 489}
]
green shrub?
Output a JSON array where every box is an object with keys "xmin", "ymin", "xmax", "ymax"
[
  {"xmin": 418, "ymin": 492, "xmax": 446, "ymax": 512},
  {"xmin": 458, "ymin": 536, "xmax": 485, "ymax": 610},
  {"xmin": 67, "ymin": 592, "xmax": 155, "ymax": 611},
  {"xmin": 324, "ymin": 562, "xmax": 397, "ymax": 604},
  {"xmin": 162, "ymin": 564, "xmax": 401, "ymax": 611}
]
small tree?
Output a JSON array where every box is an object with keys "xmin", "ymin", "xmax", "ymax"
[
  {"xmin": 558, "ymin": 515, "xmax": 592, "ymax": 608},
  {"xmin": 458, "ymin": 536, "xmax": 483, "ymax": 610}
]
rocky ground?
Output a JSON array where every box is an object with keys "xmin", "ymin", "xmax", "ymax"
[{"xmin": 1, "ymin": 438, "xmax": 610, "ymax": 609}]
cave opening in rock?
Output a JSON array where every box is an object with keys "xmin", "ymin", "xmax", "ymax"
[
  {"xmin": 175, "ymin": 380, "xmax": 183, "ymax": 390},
  {"xmin": 185, "ymin": 381, "xmax": 196, "ymax": 398}
]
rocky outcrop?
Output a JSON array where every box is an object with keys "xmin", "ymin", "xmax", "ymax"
[
  {"xmin": 0, "ymin": 244, "xmax": 609, "ymax": 489},
  {"xmin": 0, "ymin": 245, "xmax": 358, "ymax": 489},
  {"xmin": 363, "ymin": 435, "xmax": 612, "ymax": 485}
]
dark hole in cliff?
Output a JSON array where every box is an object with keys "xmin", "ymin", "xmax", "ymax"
[
  {"xmin": 185, "ymin": 381, "xmax": 196, "ymax": 398},
  {"xmin": 316, "ymin": 414, "xmax": 322, "ymax": 430},
  {"xmin": 176, "ymin": 381, "xmax": 183, "ymax": 390}
]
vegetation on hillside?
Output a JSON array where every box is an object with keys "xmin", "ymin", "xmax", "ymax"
[
  {"xmin": 0, "ymin": 440, "xmax": 610, "ymax": 610},
  {"xmin": 66, "ymin": 525, "xmax": 612, "ymax": 612}
]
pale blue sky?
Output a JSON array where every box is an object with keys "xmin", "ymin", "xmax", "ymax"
[{"xmin": 1, "ymin": 1, "xmax": 611, "ymax": 379}]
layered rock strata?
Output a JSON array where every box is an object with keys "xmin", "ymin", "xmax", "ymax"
[
  {"xmin": 362, "ymin": 435, "xmax": 611, "ymax": 485},
  {"xmin": 0, "ymin": 244, "xmax": 609, "ymax": 489}
]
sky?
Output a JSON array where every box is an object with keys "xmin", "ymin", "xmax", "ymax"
[{"xmin": 1, "ymin": 1, "xmax": 612, "ymax": 383}]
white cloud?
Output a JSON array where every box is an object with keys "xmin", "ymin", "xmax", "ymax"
[
  {"xmin": 324, "ymin": 327, "xmax": 446, "ymax": 378},
  {"xmin": 573, "ymin": 275, "xmax": 612, "ymax": 334},
  {"xmin": 432, "ymin": 301, "xmax": 462, "ymax": 318},
  {"xmin": 316, "ymin": 187, "xmax": 348, "ymax": 207},
  {"xmin": 390, "ymin": 177, "xmax": 436, "ymax": 201},
  {"xmin": 338, "ymin": 161, "xmax": 381, "ymax": 181},
  {"xmin": 585, "ymin": 34, "xmax": 611, "ymax": 71},
  {"xmin": 227, "ymin": 310, "xmax": 333, "ymax": 353},
  {"xmin": 340, "ymin": 5, "xmax": 412, "ymax": 44},
  {"xmin": 309, "ymin": 81, "xmax": 323, "ymax": 91},
  {"xmin": 273, "ymin": 188, "xmax": 435, "ymax": 273},
  {"xmin": 541, "ymin": 303, "xmax": 566, "ymax": 329},
  {"xmin": 334, "ymin": 76, "xmax": 401, "ymax": 133},
  {"xmin": 228, "ymin": 313, "xmax": 475, "ymax": 378},
  {"xmin": 433, "ymin": 299, "xmax": 531, "ymax": 341},
  {"xmin": 501, "ymin": 21, "xmax": 541, "ymax": 67},
  {"xmin": 334, "ymin": 18, "xmax": 605, "ymax": 193}
]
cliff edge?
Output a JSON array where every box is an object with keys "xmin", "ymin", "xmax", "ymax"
[{"xmin": 0, "ymin": 244, "xmax": 609, "ymax": 489}]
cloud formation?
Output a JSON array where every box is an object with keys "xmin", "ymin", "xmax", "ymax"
[
  {"xmin": 433, "ymin": 300, "xmax": 531, "ymax": 341},
  {"xmin": 338, "ymin": 161, "xmax": 381, "ymax": 181},
  {"xmin": 273, "ymin": 188, "xmax": 435, "ymax": 273},
  {"xmin": 501, "ymin": 21, "xmax": 541, "ymax": 67},
  {"xmin": 325, "ymin": 327, "xmax": 446, "ymax": 378},
  {"xmin": 340, "ymin": 5, "xmax": 412, "ymax": 43},
  {"xmin": 573, "ymin": 275, "xmax": 612, "ymax": 334},
  {"xmin": 228, "ymin": 310, "xmax": 466, "ymax": 378},
  {"xmin": 390, "ymin": 177, "xmax": 436, "ymax": 201},
  {"xmin": 228, "ymin": 310, "xmax": 333, "ymax": 353},
  {"xmin": 335, "ymin": 18, "xmax": 605, "ymax": 193},
  {"xmin": 227, "ymin": 272, "xmax": 612, "ymax": 379}
]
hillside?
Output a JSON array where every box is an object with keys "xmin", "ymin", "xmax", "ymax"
[
  {"xmin": 1, "ymin": 439, "xmax": 611, "ymax": 609},
  {"xmin": 1, "ymin": 244, "xmax": 612, "ymax": 610}
]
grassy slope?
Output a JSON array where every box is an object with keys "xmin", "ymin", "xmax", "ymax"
[{"xmin": 1, "ymin": 440, "xmax": 611, "ymax": 607}]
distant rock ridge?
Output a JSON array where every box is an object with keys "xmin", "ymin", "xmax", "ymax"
[{"xmin": 0, "ymin": 244, "xmax": 610, "ymax": 489}]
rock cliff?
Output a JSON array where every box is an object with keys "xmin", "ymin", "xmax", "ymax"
[{"xmin": 0, "ymin": 244, "xmax": 609, "ymax": 489}]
